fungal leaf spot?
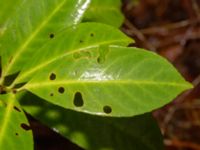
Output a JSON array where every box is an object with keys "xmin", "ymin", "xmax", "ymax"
[
  {"xmin": 20, "ymin": 123, "xmax": 31, "ymax": 131},
  {"xmin": 103, "ymin": 105, "xmax": 112, "ymax": 114},
  {"xmin": 73, "ymin": 92, "xmax": 84, "ymax": 107},
  {"xmin": 73, "ymin": 51, "xmax": 91, "ymax": 59},
  {"xmin": 58, "ymin": 87, "xmax": 65, "ymax": 94},
  {"xmin": 49, "ymin": 73, "xmax": 56, "ymax": 80},
  {"xmin": 90, "ymin": 33, "xmax": 94, "ymax": 37},
  {"xmin": 12, "ymin": 89, "xmax": 17, "ymax": 94},
  {"xmin": 49, "ymin": 33, "xmax": 55, "ymax": 39},
  {"xmin": 97, "ymin": 56, "xmax": 104, "ymax": 64}
]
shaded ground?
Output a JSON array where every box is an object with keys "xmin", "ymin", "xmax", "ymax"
[{"xmin": 122, "ymin": 0, "xmax": 200, "ymax": 149}]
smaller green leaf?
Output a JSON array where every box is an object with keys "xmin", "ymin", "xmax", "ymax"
[
  {"xmin": 19, "ymin": 92, "xmax": 164, "ymax": 150},
  {"xmin": 23, "ymin": 46, "xmax": 192, "ymax": 117},
  {"xmin": 83, "ymin": 0, "xmax": 124, "ymax": 27},
  {"xmin": 0, "ymin": 94, "xmax": 33, "ymax": 150}
]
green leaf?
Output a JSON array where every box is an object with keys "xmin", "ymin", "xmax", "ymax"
[
  {"xmin": 12, "ymin": 23, "xmax": 132, "ymax": 85},
  {"xmin": 0, "ymin": 94, "xmax": 33, "ymax": 150},
  {"xmin": 23, "ymin": 46, "xmax": 192, "ymax": 117},
  {"xmin": 0, "ymin": 0, "xmax": 22, "ymax": 26},
  {"xmin": 0, "ymin": 0, "xmax": 90, "ymax": 81},
  {"xmin": 20, "ymin": 92, "xmax": 164, "ymax": 150},
  {"xmin": 83, "ymin": 0, "xmax": 124, "ymax": 27}
]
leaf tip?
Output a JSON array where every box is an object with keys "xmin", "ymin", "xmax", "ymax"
[{"xmin": 185, "ymin": 81, "xmax": 194, "ymax": 90}]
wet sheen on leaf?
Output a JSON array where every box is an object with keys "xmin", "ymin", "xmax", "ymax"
[{"xmin": 23, "ymin": 46, "xmax": 192, "ymax": 117}]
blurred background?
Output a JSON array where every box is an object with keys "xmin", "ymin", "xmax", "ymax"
[{"xmin": 122, "ymin": 0, "xmax": 200, "ymax": 149}]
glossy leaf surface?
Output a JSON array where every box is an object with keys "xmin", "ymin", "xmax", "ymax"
[
  {"xmin": 12, "ymin": 23, "xmax": 132, "ymax": 85},
  {"xmin": 24, "ymin": 46, "xmax": 192, "ymax": 117},
  {"xmin": 20, "ymin": 92, "xmax": 164, "ymax": 150},
  {"xmin": 0, "ymin": 0, "xmax": 22, "ymax": 26},
  {"xmin": 0, "ymin": 0, "xmax": 90, "ymax": 80},
  {"xmin": 83, "ymin": 0, "xmax": 124, "ymax": 27},
  {"xmin": 0, "ymin": 94, "xmax": 33, "ymax": 150}
]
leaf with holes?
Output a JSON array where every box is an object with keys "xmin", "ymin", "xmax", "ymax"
[
  {"xmin": 11, "ymin": 23, "xmax": 132, "ymax": 85},
  {"xmin": 0, "ymin": 0, "xmax": 194, "ymax": 149},
  {"xmin": 19, "ymin": 92, "xmax": 164, "ymax": 150},
  {"xmin": 83, "ymin": 0, "xmax": 124, "ymax": 27},
  {"xmin": 0, "ymin": 94, "xmax": 33, "ymax": 150},
  {"xmin": 21, "ymin": 44, "xmax": 192, "ymax": 117},
  {"xmin": 0, "ymin": 0, "xmax": 90, "ymax": 81}
]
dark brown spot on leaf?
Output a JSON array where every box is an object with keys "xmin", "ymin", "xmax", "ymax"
[
  {"xmin": 12, "ymin": 89, "xmax": 17, "ymax": 94},
  {"xmin": 73, "ymin": 51, "xmax": 91, "ymax": 59},
  {"xmin": 97, "ymin": 57, "xmax": 101, "ymax": 63},
  {"xmin": 97, "ymin": 45, "xmax": 109, "ymax": 64},
  {"xmin": 58, "ymin": 87, "xmax": 65, "ymax": 94},
  {"xmin": 90, "ymin": 33, "xmax": 94, "ymax": 37},
  {"xmin": 50, "ymin": 73, "xmax": 56, "ymax": 80},
  {"xmin": 73, "ymin": 92, "xmax": 84, "ymax": 107},
  {"xmin": 14, "ymin": 106, "xmax": 21, "ymax": 112},
  {"xmin": 50, "ymin": 93, "xmax": 54, "ymax": 96},
  {"xmin": 80, "ymin": 40, "xmax": 83, "ymax": 43},
  {"xmin": 20, "ymin": 123, "xmax": 31, "ymax": 131},
  {"xmin": 49, "ymin": 33, "xmax": 54, "ymax": 39},
  {"xmin": 103, "ymin": 106, "xmax": 112, "ymax": 114},
  {"xmin": 15, "ymin": 133, "xmax": 19, "ymax": 136}
]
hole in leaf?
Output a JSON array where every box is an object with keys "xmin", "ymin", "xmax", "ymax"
[
  {"xmin": 14, "ymin": 106, "xmax": 21, "ymax": 112},
  {"xmin": 49, "ymin": 73, "xmax": 56, "ymax": 80},
  {"xmin": 73, "ymin": 92, "xmax": 84, "ymax": 107},
  {"xmin": 58, "ymin": 87, "xmax": 65, "ymax": 94},
  {"xmin": 20, "ymin": 123, "xmax": 31, "ymax": 131},
  {"xmin": 49, "ymin": 33, "xmax": 55, "ymax": 39},
  {"xmin": 103, "ymin": 106, "xmax": 112, "ymax": 114}
]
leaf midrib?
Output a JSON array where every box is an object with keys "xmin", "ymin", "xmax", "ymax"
[
  {"xmin": 3, "ymin": 0, "xmax": 67, "ymax": 77},
  {"xmin": 24, "ymin": 80, "xmax": 190, "ymax": 90},
  {"xmin": 0, "ymin": 95, "xmax": 15, "ymax": 147}
]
